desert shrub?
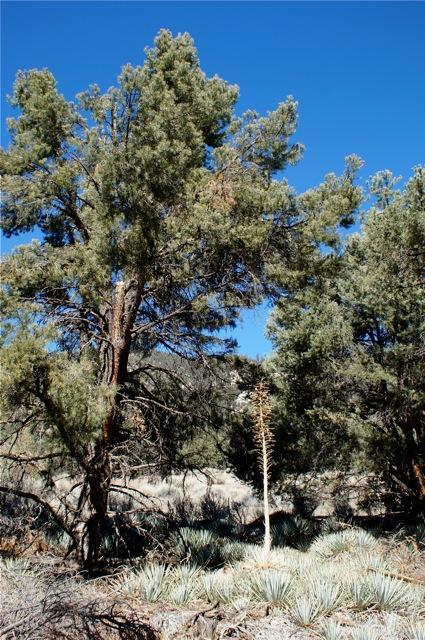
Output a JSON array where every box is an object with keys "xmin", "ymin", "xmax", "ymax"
[
  {"xmin": 94, "ymin": 512, "xmax": 164, "ymax": 561},
  {"xmin": 394, "ymin": 523, "xmax": 425, "ymax": 550},
  {"xmin": 200, "ymin": 491, "xmax": 229, "ymax": 522},
  {"xmin": 0, "ymin": 492, "xmax": 63, "ymax": 555},
  {"xmin": 167, "ymin": 495, "xmax": 199, "ymax": 526}
]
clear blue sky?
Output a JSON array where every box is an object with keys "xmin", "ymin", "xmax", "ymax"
[{"xmin": 2, "ymin": 1, "xmax": 424, "ymax": 358}]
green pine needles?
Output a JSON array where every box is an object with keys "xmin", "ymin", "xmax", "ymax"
[{"xmin": 0, "ymin": 29, "xmax": 305, "ymax": 568}]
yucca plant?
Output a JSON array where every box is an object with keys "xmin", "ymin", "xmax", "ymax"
[
  {"xmin": 169, "ymin": 580, "xmax": 200, "ymax": 605},
  {"xmin": 271, "ymin": 516, "xmax": 314, "ymax": 549},
  {"xmin": 249, "ymin": 569, "xmax": 293, "ymax": 605},
  {"xmin": 167, "ymin": 563, "xmax": 203, "ymax": 605},
  {"xmin": 230, "ymin": 596, "xmax": 251, "ymax": 611},
  {"xmin": 168, "ymin": 527, "xmax": 219, "ymax": 566},
  {"xmin": 308, "ymin": 577, "xmax": 343, "ymax": 613},
  {"xmin": 350, "ymin": 624, "xmax": 382, "ymax": 640},
  {"xmin": 350, "ymin": 581, "xmax": 374, "ymax": 611},
  {"xmin": 403, "ymin": 621, "xmax": 425, "ymax": 640},
  {"xmin": 367, "ymin": 574, "xmax": 412, "ymax": 612},
  {"xmin": 171, "ymin": 527, "xmax": 217, "ymax": 550},
  {"xmin": 290, "ymin": 595, "xmax": 323, "ymax": 626},
  {"xmin": 0, "ymin": 558, "xmax": 34, "ymax": 575},
  {"xmin": 170, "ymin": 563, "xmax": 202, "ymax": 582},
  {"xmin": 311, "ymin": 530, "xmax": 377, "ymax": 559},
  {"xmin": 115, "ymin": 563, "xmax": 170, "ymax": 602},
  {"xmin": 380, "ymin": 611, "xmax": 404, "ymax": 638},
  {"xmin": 320, "ymin": 619, "xmax": 344, "ymax": 640},
  {"xmin": 250, "ymin": 380, "xmax": 273, "ymax": 555},
  {"xmin": 220, "ymin": 541, "xmax": 247, "ymax": 566},
  {"xmin": 355, "ymin": 552, "xmax": 388, "ymax": 573},
  {"xmin": 242, "ymin": 544, "xmax": 292, "ymax": 571},
  {"xmin": 201, "ymin": 571, "xmax": 235, "ymax": 603}
]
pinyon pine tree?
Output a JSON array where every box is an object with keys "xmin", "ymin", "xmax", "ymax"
[
  {"xmin": 267, "ymin": 167, "xmax": 425, "ymax": 511},
  {"xmin": 1, "ymin": 30, "xmax": 307, "ymax": 568}
]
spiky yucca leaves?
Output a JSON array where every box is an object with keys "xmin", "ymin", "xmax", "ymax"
[
  {"xmin": 271, "ymin": 515, "xmax": 315, "ymax": 549},
  {"xmin": 249, "ymin": 569, "xmax": 293, "ymax": 605},
  {"xmin": 403, "ymin": 621, "xmax": 425, "ymax": 640},
  {"xmin": 311, "ymin": 529, "xmax": 378, "ymax": 559},
  {"xmin": 0, "ymin": 558, "xmax": 34, "ymax": 575},
  {"xmin": 168, "ymin": 527, "xmax": 221, "ymax": 566},
  {"xmin": 320, "ymin": 619, "xmax": 344, "ymax": 640},
  {"xmin": 201, "ymin": 571, "xmax": 235, "ymax": 603},
  {"xmin": 290, "ymin": 595, "xmax": 323, "ymax": 626},
  {"xmin": 308, "ymin": 577, "xmax": 343, "ymax": 613},
  {"xmin": 350, "ymin": 581, "xmax": 374, "ymax": 611},
  {"xmin": 220, "ymin": 541, "xmax": 248, "ymax": 566},
  {"xmin": 349, "ymin": 572, "xmax": 424, "ymax": 615},
  {"xmin": 320, "ymin": 620, "xmax": 345, "ymax": 640},
  {"xmin": 168, "ymin": 567, "xmax": 201, "ymax": 606},
  {"xmin": 366, "ymin": 574, "xmax": 423, "ymax": 614},
  {"xmin": 250, "ymin": 381, "xmax": 274, "ymax": 555},
  {"xmin": 350, "ymin": 625, "xmax": 382, "ymax": 640},
  {"xmin": 169, "ymin": 563, "xmax": 203, "ymax": 604},
  {"xmin": 241, "ymin": 544, "xmax": 293, "ymax": 570},
  {"xmin": 114, "ymin": 563, "xmax": 171, "ymax": 602}
]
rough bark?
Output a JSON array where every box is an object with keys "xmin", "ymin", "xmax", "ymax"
[
  {"xmin": 85, "ymin": 279, "xmax": 140, "ymax": 570},
  {"xmin": 412, "ymin": 460, "xmax": 425, "ymax": 500}
]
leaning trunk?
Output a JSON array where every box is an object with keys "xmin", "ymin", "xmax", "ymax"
[{"xmin": 84, "ymin": 280, "xmax": 140, "ymax": 571}]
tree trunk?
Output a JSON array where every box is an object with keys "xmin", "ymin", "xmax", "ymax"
[
  {"xmin": 85, "ymin": 445, "xmax": 112, "ymax": 570},
  {"xmin": 412, "ymin": 460, "xmax": 425, "ymax": 502},
  {"xmin": 404, "ymin": 419, "xmax": 425, "ymax": 512},
  {"xmin": 84, "ymin": 279, "xmax": 140, "ymax": 571}
]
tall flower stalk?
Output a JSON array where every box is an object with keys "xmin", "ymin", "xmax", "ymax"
[{"xmin": 250, "ymin": 381, "xmax": 273, "ymax": 555}]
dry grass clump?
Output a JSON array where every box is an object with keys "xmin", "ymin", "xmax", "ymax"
[{"xmin": 0, "ymin": 557, "xmax": 158, "ymax": 639}]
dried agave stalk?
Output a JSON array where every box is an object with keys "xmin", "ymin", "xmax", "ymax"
[{"xmin": 250, "ymin": 380, "xmax": 273, "ymax": 554}]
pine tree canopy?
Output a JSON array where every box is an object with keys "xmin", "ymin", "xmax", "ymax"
[
  {"xmin": 0, "ymin": 30, "xmax": 374, "ymax": 566},
  {"xmin": 1, "ymin": 30, "xmax": 304, "ymax": 363},
  {"xmin": 265, "ymin": 167, "xmax": 425, "ymax": 509}
]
